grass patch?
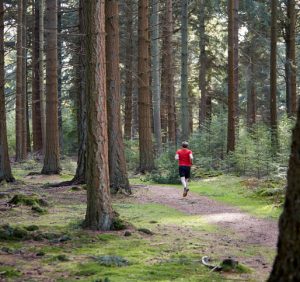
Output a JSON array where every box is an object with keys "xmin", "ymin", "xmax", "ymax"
[{"xmin": 0, "ymin": 265, "xmax": 21, "ymax": 278}]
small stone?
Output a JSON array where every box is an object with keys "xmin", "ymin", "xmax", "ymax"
[{"xmin": 124, "ymin": 231, "xmax": 132, "ymax": 237}]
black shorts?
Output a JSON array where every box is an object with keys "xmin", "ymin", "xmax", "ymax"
[{"xmin": 179, "ymin": 166, "xmax": 191, "ymax": 178}]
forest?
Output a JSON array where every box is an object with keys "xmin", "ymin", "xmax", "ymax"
[{"xmin": 0, "ymin": 0, "xmax": 299, "ymax": 281}]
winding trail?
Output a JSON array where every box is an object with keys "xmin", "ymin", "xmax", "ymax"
[{"xmin": 132, "ymin": 184, "xmax": 279, "ymax": 280}]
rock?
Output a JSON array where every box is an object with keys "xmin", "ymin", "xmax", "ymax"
[
  {"xmin": 93, "ymin": 255, "xmax": 129, "ymax": 267},
  {"xmin": 25, "ymin": 225, "xmax": 39, "ymax": 232},
  {"xmin": 36, "ymin": 251, "xmax": 45, "ymax": 257},
  {"xmin": 137, "ymin": 228, "xmax": 153, "ymax": 235},
  {"xmin": 59, "ymin": 235, "xmax": 72, "ymax": 242},
  {"xmin": 124, "ymin": 231, "xmax": 132, "ymax": 237}
]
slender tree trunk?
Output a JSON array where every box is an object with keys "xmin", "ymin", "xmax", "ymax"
[
  {"xmin": 166, "ymin": 0, "xmax": 176, "ymax": 145},
  {"xmin": 84, "ymin": 0, "xmax": 114, "ymax": 230},
  {"xmin": 15, "ymin": 0, "xmax": 25, "ymax": 161},
  {"xmin": 41, "ymin": 0, "xmax": 61, "ymax": 174},
  {"xmin": 270, "ymin": 0, "xmax": 278, "ymax": 151},
  {"xmin": 180, "ymin": 0, "xmax": 189, "ymax": 140},
  {"xmin": 72, "ymin": 0, "xmax": 86, "ymax": 184},
  {"xmin": 57, "ymin": 0, "xmax": 63, "ymax": 152},
  {"xmin": 285, "ymin": 0, "xmax": 297, "ymax": 116},
  {"xmin": 0, "ymin": 0, "xmax": 14, "ymax": 183},
  {"xmin": 268, "ymin": 96, "xmax": 300, "ymax": 282},
  {"xmin": 150, "ymin": 0, "xmax": 161, "ymax": 153},
  {"xmin": 138, "ymin": 0, "xmax": 154, "ymax": 173},
  {"xmin": 32, "ymin": 0, "xmax": 43, "ymax": 152},
  {"xmin": 124, "ymin": 0, "xmax": 133, "ymax": 140},
  {"xmin": 233, "ymin": 0, "xmax": 239, "ymax": 129},
  {"xmin": 227, "ymin": 0, "xmax": 236, "ymax": 153},
  {"xmin": 246, "ymin": 53, "xmax": 256, "ymax": 127},
  {"xmin": 106, "ymin": 0, "xmax": 130, "ymax": 193},
  {"xmin": 198, "ymin": 0, "xmax": 207, "ymax": 128},
  {"xmin": 160, "ymin": 11, "xmax": 168, "ymax": 144},
  {"xmin": 22, "ymin": 0, "xmax": 28, "ymax": 154},
  {"xmin": 39, "ymin": 0, "xmax": 46, "ymax": 153}
]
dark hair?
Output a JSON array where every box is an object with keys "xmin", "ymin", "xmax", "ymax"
[{"xmin": 182, "ymin": 141, "xmax": 189, "ymax": 148}]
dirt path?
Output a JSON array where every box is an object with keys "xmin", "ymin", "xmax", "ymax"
[
  {"xmin": 132, "ymin": 184, "xmax": 278, "ymax": 248},
  {"xmin": 131, "ymin": 184, "xmax": 278, "ymax": 279}
]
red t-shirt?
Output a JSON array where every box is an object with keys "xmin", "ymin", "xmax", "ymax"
[{"xmin": 176, "ymin": 149, "xmax": 192, "ymax": 166}]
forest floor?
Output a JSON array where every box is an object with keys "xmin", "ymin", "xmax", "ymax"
[{"xmin": 0, "ymin": 162, "xmax": 281, "ymax": 282}]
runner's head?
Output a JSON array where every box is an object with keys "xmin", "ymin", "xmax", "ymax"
[{"xmin": 181, "ymin": 141, "xmax": 189, "ymax": 148}]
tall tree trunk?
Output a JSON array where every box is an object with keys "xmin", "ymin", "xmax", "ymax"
[
  {"xmin": 106, "ymin": 0, "xmax": 130, "ymax": 193},
  {"xmin": 57, "ymin": 0, "xmax": 63, "ymax": 152},
  {"xmin": 246, "ymin": 51, "xmax": 256, "ymax": 128},
  {"xmin": 166, "ymin": 0, "xmax": 176, "ymax": 145},
  {"xmin": 41, "ymin": 0, "xmax": 61, "ymax": 174},
  {"xmin": 39, "ymin": 0, "xmax": 46, "ymax": 153},
  {"xmin": 15, "ymin": 0, "xmax": 26, "ymax": 161},
  {"xmin": 160, "ymin": 11, "xmax": 168, "ymax": 144},
  {"xmin": 227, "ymin": 0, "xmax": 236, "ymax": 153},
  {"xmin": 270, "ymin": 0, "xmax": 278, "ymax": 151},
  {"xmin": 285, "ymin": 0, "xmax": 297, "ymax": 116},
  {"xmin": 124, "ymin": 0, "xmax": 133, "ymax": 140},
  {"xmin": 268, "ymin": 94, "xmax": 300, "ymax": 282},
  {"xmin": 72, "ymin": 0, "xmax": 86, "ymax": 184},
  {"xmin": 138, "ymin": 0, "xmax": 154, "ymax": 173},
  {"xmin": 180, "ymin": 0, "xmax": 189, "ymax": 140},
  {"xmin": 0, "ymin": 0, "xmax": 14, "ymax": 183},
  {"xmin": 22, "ymin": 0, "xmax": 28, "ymax": 154},
  {"xmin": 84, "ymin": 0, "xmax": 114, "ymax": 230},
  {"xmin": 233, "ymin": 0, "xmax": 239, "ymax": 130},
  {"xmin": 150, "ymin": 0, "xmax": 161, "ymax": 153},
  {"xmin": 198, "ymin": 0, "xmax": 207, "ymax": 128},
  {"xmin": 32, "ymin": 0, "xmax": 43, "ymax": 152}
]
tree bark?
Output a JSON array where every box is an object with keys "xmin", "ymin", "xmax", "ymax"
[
  {"xmin": 138, "ymin": 0, "xmax": 154, "ymax": 172},
  {"xmin": 32, "ymin": 0, "xmax": 43, "ymax": 152},
  {"xmin": 0, "ymin": 0, "xmax": 14, "ymax": 183},
  {"xmin": 227, "ymin": 0, "xmax": 236, "ymax": 153},
  {"xmin": 84, "ymin": 0, "xmax": 114, "ymax": 230},
  {"xmin": 268, "ymin": 92, "xmax": 300, "ymax": 282},
  {"xmin": 180, "ymin": 0, "xmax": 190, "ymax": 140},
  {"xmin": 270, "ymin": 0, "xmax": 278, "ymax": 152},
  {"xmin": 41, "ymin": 0, "xmax": 61, "ymax": 174},
  {"xmin": 150, "ymin": 0, "xmax": 162, "ymax": 153},
  {"xmin": 123, "ymin": 0, "xmax": 133, "ymax": 140},
  {"xmin": 15, "ymin": 0, "xmax": 26, "ymax": 161},
  {"xmin": 106, "ymin": 0, "xmax": 130, "ymax": 193},
  {"xmin": 198, "ymin": 0, "xmax": 207, "ymax": 128},
  {"xmin": 285, "ymin": 0, "xmax": 297, "ymax": 116},
  {"xmin": 246, "ymin": 51, "xmax": 256, "ymax": 128}
]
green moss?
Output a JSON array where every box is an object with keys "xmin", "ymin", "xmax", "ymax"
[
  {"xmin": 97, "ymin": 234, "xmax": 118, "ymax": 242},
  {"xmin": 0, "ymin": 266, "xmax": 21, "ymax": 278}
]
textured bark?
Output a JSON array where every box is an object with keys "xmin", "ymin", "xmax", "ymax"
[
  {"xmin": 138, "ymin": 0, "xmax": 154, "ymax": 172},
  {"xmin": 106, "ymin": 0, "xmax": 130, "ymax": 193},
  {"xmin": 150, "ymin": 0, "xmax": 161, "ymax": 152},
  {"xmin": 180, "ymin": 0, "xmax": 189, "ymax": 140},
  {"xmin": 246, "ymin": 53, "xmax": 256, "ymax": 128},
  {"xmin": 198, "ymin": 0, "xmax": 207, "ymax": 128},
  {"xmin": 270, "ymin": 0, "xmax": 278, "ymax": 151},
  {"xmin": 15, "ymin": 0, "xmax": 26, "ymax": 161},
  {"xmin": 233, "ymin": 0, "xmax": 239, "ymax": 128},
  {"xmin": 124, "ymin": 0, "xmax": 133, "ymax": 140},
  {"xmin": 39, "ymin": 0, "xmax": 46, "ymax": 153},
  {"xmin": 160, "ymin": 11, "xmax": 168, "ymax": 144},
  {"xmin": 0, "ymin": 0, "xmax": 14, "ymax": 183},
  {"xmin": 22, "ymin": 0, "xmax": 28, "ymax": 155},
  {"xmin": 32, "ymin": 0, "xmax": 43, "ymax": 152},
  {"xmin": 285, "ymin": 0, "xmax": 297, "ymax": 116},
  {"xmin": 57, "ymin": 0, "xmax": 63, "ymax": 152},
  {"xmin": 268, "ymin": 96, "xmax": 300, "ymax": 281},
  {"xmin": 84, "ymin": 0, "xmax": 114, "ymax": 230},
  {"xmin": 41, "ymin": 0, "xmax": 61, "ymax": 174},
  {"xmin": 165, "ymin": 0, "xmax": 176, "ymax": 145},
  {"xmin": 227, "ymin": 0, "xmax": 236, "ymax": 153}
]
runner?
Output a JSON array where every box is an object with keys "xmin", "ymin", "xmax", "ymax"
[{"xmin": 175, "ymin": 141, "xmax": 193, "ymax": 197}]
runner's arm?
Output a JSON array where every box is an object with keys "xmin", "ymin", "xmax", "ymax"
[
  {"xmin": 189, "ymin": 153, "xmax": 193, "ymax": 165},
  {"xmin": 175, "ymin": 154, "xmax": 179, "ymax": 160}
]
